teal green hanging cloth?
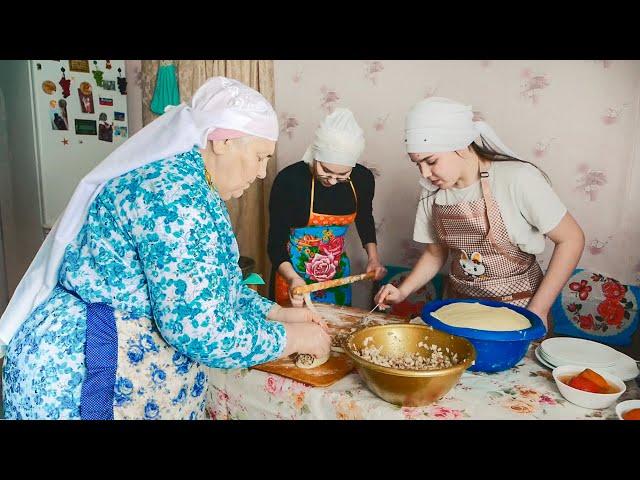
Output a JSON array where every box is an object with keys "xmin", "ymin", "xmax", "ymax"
[
  {"xmin": 242, "ymin": 273, "xmax": 266, "ymax": 286},
  {"xmin": 150, "ymin": 60, "xmax": 180, "ymax": 115}
]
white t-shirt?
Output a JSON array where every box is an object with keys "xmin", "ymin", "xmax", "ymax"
[{"xmin": 413, "ymin": 161, "xmax": 567, "ymax": 255}]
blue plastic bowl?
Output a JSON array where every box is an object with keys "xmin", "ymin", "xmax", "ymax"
[{"xmin": 421, "ymin": 299, "xmax": 546, "ymax": 373}]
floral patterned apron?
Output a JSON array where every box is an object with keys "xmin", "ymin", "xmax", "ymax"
[
  {"xmin": 432, "ymin": 168, "xmax": 544, "ymax": 307},
  {"xmin": 275, "ymin": 177, "xmax": 357, "ymax": 306},
  {"xmin": 65, "ymin": 286, "xmax": 207, "ymax": 420}
]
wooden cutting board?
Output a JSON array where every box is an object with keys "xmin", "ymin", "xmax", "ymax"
[
  {"xmin": 252, "ymin": 351, "xmax": 355, "ymax": 388},
  {"xmin": 252, "ymin": 304, "xmax": 409, "ymax": 387}
]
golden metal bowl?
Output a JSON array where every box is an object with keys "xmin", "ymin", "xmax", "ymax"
[{"xmin": 343, "ymin": 324, "xmax": 476, "ymax": 407}]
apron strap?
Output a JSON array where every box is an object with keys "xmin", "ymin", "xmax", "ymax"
[
  {"xmin": 309, "ymin": 175, "xmax": 315, "ymax": 220},
  {"xmin": 478, "ymin": 165, "xmax": 535, "ymax": 268},
  {"xmin": 478, "ymin": 164, "xmax": 495, "ymax": 239},
  {"xmin": 309, "ymin": 174, "xmax": 358, "ymax": 219},
  {"xmin": 349, "ymin": 179, "xmax": 358, "ymax": 211}
]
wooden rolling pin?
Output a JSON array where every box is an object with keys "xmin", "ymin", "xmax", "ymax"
[{"xmin": 292, "ymin": 271, "xmax": 376, "ymax": 295}]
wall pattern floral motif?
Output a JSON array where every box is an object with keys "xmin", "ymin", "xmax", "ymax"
[{"xmin": 274, "ymin": 60, "xmax": 640, "ymax": 307}]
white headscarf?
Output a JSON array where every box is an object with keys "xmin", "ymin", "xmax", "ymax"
[
  {"xmin": 302, "ymin": 108, "xmax": 365, "ymax": 167},
  {"xmin": 404, "ymin": 97, "xmax": 519, "ymax": 191},
  {"xmin": 0, "ymin": 76, "xmax": 278, "ymax": 353},
  {"xmin": 405, "ymin": 97, "xmax": 519, "ymax": 189}
]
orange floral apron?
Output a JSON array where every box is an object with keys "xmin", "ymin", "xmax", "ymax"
[{"xmin": 275, "ymin": 178, "xmax": 357, "ymax": 306}]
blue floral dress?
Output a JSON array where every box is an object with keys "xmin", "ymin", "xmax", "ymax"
[{"xmin": 2, "ymin": 148, "xmax": 286, "ymax": 420}]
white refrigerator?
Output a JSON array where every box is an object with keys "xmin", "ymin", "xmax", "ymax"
[{"xmin": 0, "ymin": 60, "xmax": 129, "ymax": 300}]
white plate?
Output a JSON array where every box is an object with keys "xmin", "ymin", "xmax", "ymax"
[
  {"xmin": 535, "ymin": 346, "xmax": 639, "ymax": 382},
  {"xmin": 610, "ymin": 352, "xmax": 640, "ymax": 382},
  {"xmin": 535, "ymin": 346, "xmax": 557, "ymax": 369},
  {"xmin": 540, "ymin": 337, "xmax": 618, "ymax": 368},
  {"xmin": 538, "ymin": 346, "xmax": 608, "ymax": 368},
  {"xmin": 537, "ymin": 347, "xmax": 565, "ymax": 366}
]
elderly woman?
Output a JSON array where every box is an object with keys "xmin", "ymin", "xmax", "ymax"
[
  {"xmin": 0, "ymin": 77, "xmax": 330, "ymax": 420},
  {"xmin": 268, "ymin": 108, "xmax": 386, "ymax": 307}
]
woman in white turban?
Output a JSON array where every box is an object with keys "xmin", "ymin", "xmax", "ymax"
[
  {"xmin": 0, "ymin": 77, "xmax": 330, "ymax": 420},
  {"xmin": 268, "ymin": 108, "xmax": 386, "ymax": 307},
  {"xmin": 375, "ymin": 97, "xmax": 585, "ymax": 328}
]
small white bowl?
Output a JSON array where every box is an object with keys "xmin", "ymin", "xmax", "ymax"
[
  {"xmin": 615, "ymin": 400, "xmax": 640, "ymax": 420},
  {"xmin": 552, "ymin": 365, "xmax": 626, "ymax": 410}
]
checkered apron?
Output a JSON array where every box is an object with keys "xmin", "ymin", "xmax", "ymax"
[{"xmin": 432, "ymin": 170, "xmax": 543, "ymax": 307}]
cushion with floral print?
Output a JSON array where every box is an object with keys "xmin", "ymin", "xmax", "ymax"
[{"xmin": 551, "ymin": 269, "xmax": 639, "ymax": 346}]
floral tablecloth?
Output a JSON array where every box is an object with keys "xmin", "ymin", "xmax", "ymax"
[{"xmin": 206, "ymin": 346, "xmax": 640, "ymax": 420}]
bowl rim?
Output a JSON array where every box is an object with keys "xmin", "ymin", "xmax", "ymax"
[
  {"xmin": 615, "ymin": 400, "xmax": 640, "ymax": 420},
  {"xmin": 552, "ymin": 365, "xmax": 627, "ymax": 397},
  {"xmin": 420, "ymin": 299, "xmax": 547, "ymax": 341},
  {"xmin": 343, "ymin": 324, "xmax": 476, "ymax": 378}
]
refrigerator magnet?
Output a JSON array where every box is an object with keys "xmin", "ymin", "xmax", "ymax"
[
  {"xmin": 99, "ymin": 97, "xmax": 113, "ymax": 106},
  {"xmin": 75, "ymin": 119, "xmax": 97, "ymax": 135},
  {"xmin": 114, "ymin": 111, "xmax": 125, "ymax": 121},
  {"xmin": 117, "ymin": 68, "xmax": 127, "ymax": 95},
  {"xmin": 98, "ymin": 120, "xmax": 114, "ymax": 142},
  {"xmin": 114, "ymin": 126, "xmax": 128, "ymax": 138},
  {"xmin": 78, "ymin": 82, "xmax": 95, "ymax": 114},
  {"xmin": 92, "ymin": 61, "xmax": 104, "ymax": 87},
  {"xmin": 58, "ymin": 99, "xmax": 70, "ymax": 129},
  {"xmin": 69, "ymin": 60, "xmax": 90, "ymax": 73},
  {"xmin": 42, "ymin": 80, "xmax": 57, "ymax": 95},
  {"xmin": 99, "ymin": 113, "xmax": 108, "ymax": 122},
  {"xmin": 102, "ymin": 79, "xmax": 116, "ymax": 91},
  {"xmin": 59, "ymin": 68, "xmax": 71, "ymax": 98},
  {"xmin": 49, "ymin": 99, "xmax": 69, "ymax": 131}
]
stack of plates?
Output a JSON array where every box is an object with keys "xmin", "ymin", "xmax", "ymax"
[{"xmin": 535, "ymin": 337, "xmax": 639, "ymax": 381}]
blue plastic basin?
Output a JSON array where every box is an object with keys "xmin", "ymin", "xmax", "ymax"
[{"xmin": 421, "ymin": 299, "xmax": 546, "ymax": 373}]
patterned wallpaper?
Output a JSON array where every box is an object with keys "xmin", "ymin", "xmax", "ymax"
[
  {"xmin": 273, "ymin": 60, "xmax": 640, "ymax": 308},
  {"xmin": 127, "ymin": 60, "xmax": 640, "ymax": 307}
]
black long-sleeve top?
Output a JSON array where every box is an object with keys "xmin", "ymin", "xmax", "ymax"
[{"xmin": 267, "ymin": 161, "xmax": 377, "ymax": 298}]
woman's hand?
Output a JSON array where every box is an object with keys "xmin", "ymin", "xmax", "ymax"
[
  {"xmin": 374, "ymin": 283, "xmax": 408, "ymax": 309},
  {"xmin": 288, "ymin": 276, "xmax": 307, "ymax": 307},
  {"xmin": 528, "ymin": 305, "xmax": 550, "ymax": 331},
  {"xmin": 278, "ymin": 307, "xmax": 329, "ymax": 332},
  {"xmin": 366, "ymin": 258, "xmax": 387, "ymax": 281},
  {"xmin": 280, "ymin": 322, "xmax": 331, "ymax": 359}
]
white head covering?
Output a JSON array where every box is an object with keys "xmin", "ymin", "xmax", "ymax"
[
  {"xmin": 0, "ymin": 76, "xmax": 278, "ymax": 354},
  {"xmin": 404, "ymin": 97, "xmax": 519, "ymax": 190},
  {"xmin": 301, "ymin": 108, "xmax": 365, "ymax": 167},
  {"xmin": 405, "ymin": 97, "xmax": 518, "ymax": 156}
]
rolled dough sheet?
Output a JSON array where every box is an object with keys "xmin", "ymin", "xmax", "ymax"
[
  {"xmin": 303, "ymin": 293, "xmax": 342, "ymax": 325},
  {"xmin": 432, "ymin": 302, "xmax": 531, "ymax": 331}
]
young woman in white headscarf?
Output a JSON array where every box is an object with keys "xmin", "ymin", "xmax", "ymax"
[
  {"xmin": 268, "ymin": 108, "xmax": 386, "ymax": 307},
  {"xmin": 374, "ymin": 97, "xmax": 585, "ymax": 328},
  {"xmin": 0, "ymin": 77, "xmax": 330, "ymax": 420}
]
